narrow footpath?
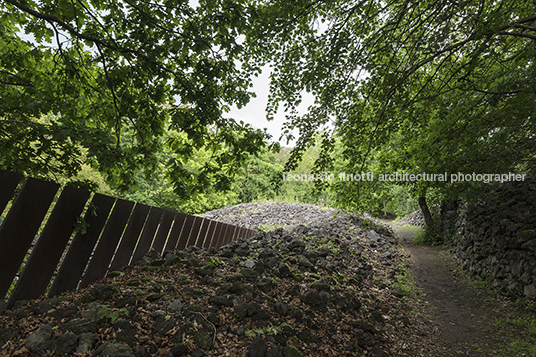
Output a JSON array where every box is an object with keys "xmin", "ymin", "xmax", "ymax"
[{"xmin": 390, "ymin": 223, "xmax": 535, "ymax": 357}]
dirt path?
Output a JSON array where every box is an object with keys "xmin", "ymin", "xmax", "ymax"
[{"xmin": 388, "ymin": 223, "xmax": 536, "ymax": 357}]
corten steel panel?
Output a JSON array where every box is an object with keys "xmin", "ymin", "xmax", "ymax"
[
  {"xmin": 217, "ymin": 223, "xmax": 232, "ymax": 249},
  {"xmin": 48, "ymin": 194, "xmax": 115, "ymax": 297},
  {"xmin": 221, "ymin": 225, "xmax": 238, "ymax": 246},
  {"xmin": 203, "ymin": 220, "xmax": 217, "ymax": 248},
  {"xmin": 209, "ymin": 221, "xmax": 224, "ymax": 248},
  {"xmin": 222, "ymin": 224, "xmax": 237, "ymax": 246},
  {"xmin": 109, "ymin": 203, "xmax": 151, "ymax": 271},
  {"xmin": 176, "ymin": 214, "xmax": 195, "ymax": 250},
  {"xmin": 247, "ymin": 229, "xmax": 257, "ymax": 239},
  {"xmin": 165, "ymin": 212, "xmax": 187, "ymax": 252},
  {"xmin": 236, "ymin": 227, "xmax": 245, "ymax": 241},
  {"xmin": 79, "ymin": 199, "xmax": 135, "ymax": 289},
  {"xmin": 0, "ymin": 169, "xmax": 23, "ymax": 215},
  {"xmin": 186, "ymin": 217, "xmax": 203, "ymax": 248},
  {"xmin": 195, "ymin": 218, "xmax": 210, "ymax": 248},
  {"xmin": 130, "ymin": 207, "xmax": 164, "ymax": 263},
  {"xmin": 0, "ymin": 178, "xmax": 59, "ymax": 298},
  {"xmin": 209, "ymin": 222, "xmax": 223, "ymax": 249},
  {"xmin": 151, "ymin": 210, "xmax": 176, "ymax": 254},
  {"xmin": 219, "ymin": 224, "xmax": 231, "ymax": 247},
  {"xmin": 7, "ymin": 186, "xmax": 90, "ymax": 307}
]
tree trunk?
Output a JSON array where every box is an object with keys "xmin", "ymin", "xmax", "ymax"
[{"xmin": 418, "ymin": 196, "xmax": 434, "ymax": 226}]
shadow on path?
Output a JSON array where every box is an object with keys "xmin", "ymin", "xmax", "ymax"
[{"xmin": 390, "ymin": 223, "xmax": 509, "ymax": 357}]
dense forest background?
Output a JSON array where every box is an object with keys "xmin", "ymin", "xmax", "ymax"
[{"xmin": 1, "ymin": 0, "xmax": 534, "ymax": 235}]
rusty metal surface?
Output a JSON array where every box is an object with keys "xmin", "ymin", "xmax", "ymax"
[
  {"xmin": 195, "ymin": 218, "xmax": 210, "ymax": 248},
  {"xmin": 187, "ymin": 217, "xmax": 203, "ymax": 248},
  {"xmin": 7, "ymin": 186, "xmax": 90, "ymax": 307},
  {"xmin": 0, "ymin": 178, "xmax": 59, "ymax": 298},
  {"xmin": 130, "ymin": 207, "xmax": 163, "ymax": 263},
  {"xmin": 209, "ymin": 221, "xmax": 223, "ymax": 248},
  {"xmin": 202, "ymin": 220, "xmax": 217, "ymax": 248},
  {"xmin": 218, "ymin": 223, "xmax": 232, "ymax": 248},
  {"xmin": 48, "ymin": 194, "xmax": 116, "ymax": 297},
  {"xmin": 221, "ymin": 224, "xmax": 236, "ymax": 247},
  {"xmin": 109, "ymin": 203, "xmax": 150, "ymax": 271},
  {"xmin": 151, "ymin": 209, "xmax": 176, "ymax": 254},
  {"xmin": 176, "ymin": 214, "xmax": 195, "ymax": 250},
  {"xmin": 0, "ymin": 169, "xmax": 23, "ymax": 215},
  {"xmin": 79, "ymin": 199, "xmax": 135, "ymax": 289},
  {"xmin": 165, "ymin": 212, "xmax": 187, "ymax": 252}
]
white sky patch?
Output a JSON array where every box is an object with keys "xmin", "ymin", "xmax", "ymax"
[{"xmin": 227, "ymin": 66, "xmax": 315, "ymax": 147}]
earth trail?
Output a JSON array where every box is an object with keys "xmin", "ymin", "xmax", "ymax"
[{"xmin": 389, "ymin": 223, "xmax": 510, "ymax": 357}]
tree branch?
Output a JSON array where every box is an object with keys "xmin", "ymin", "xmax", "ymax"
[
  {"xmin": 495, "ymin": 31, "xmax": 536, "ymax": 41},
  {"xmin": 0, "ymin": 70, "xmax": 34, "ymax": 87},
  {"xmin": 5, "ymin": 0, "xmax": 122, "ymax": 52}
]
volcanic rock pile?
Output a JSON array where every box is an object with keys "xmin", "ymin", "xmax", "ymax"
[
  {"xmin": 0, "ymin": 203, "xmax": 413, "ymax": 357},
  {"xmin": 395, "ymin": 210, "xmax": 425, "ymax": 227}
]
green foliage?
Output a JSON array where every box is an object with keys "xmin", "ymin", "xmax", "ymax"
[
  {"xmin": 259, "ymin": 223, "xmax": 287, "ymax": 232},
  {"xmin": 413, "ymin": 224, "xmax": 442, "ymax": 246},
  {"xmin": 208, "ymin": 258, "xmax": 223, "ymax": 267},
  {"xmin": 97, "ymin": 304, "xmax": 129, "ymax": 323},
  {"xmin": 1, "ymin": 0, "xmax": 268, "ymax": 194},
  {"xmin": 250, "ymin": 0, "xmax": 536, "ymax": 210},
  {"xmin": 232, "ymin": 146, "xmax": 285, "ymax": 203},
  {"xmin": 73, "ymin": 217, "xmax": 90, "ymax": 235}
]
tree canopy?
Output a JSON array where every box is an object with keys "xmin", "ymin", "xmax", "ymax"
[
  {"xmin": 0, "ymin": 0, "xmax": 268, "ymax": 195},
  {"xmin": 253, "ymin": 0, "xmax": 536, "ymax": 207},
  {"xmin": 1, "ymin": 0, "xmax": 534, "ymax": 211}
]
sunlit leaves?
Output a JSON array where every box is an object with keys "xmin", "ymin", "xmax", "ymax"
[
  {"xmin": 252, "ymin": 0, "xmax": 536, "ymax": 206},
  {"xmin": 1, "ymin": 0, "xmax": 269, "ymax": 193}
]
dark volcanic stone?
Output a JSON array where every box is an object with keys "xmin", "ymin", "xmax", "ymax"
[
  {"xmin": 90, "ymin": 284, "xmax": 119, "ymax": 302},
  {"xmin": 247, "ymin": 337, "xmax": 268, "ymax": 357},
  {"xmin": 93, "ymin": 342, "xmax": 135, "ymax": 357},
  {"xmin": 208, "ymin": 295, "xmax": 234, "ymax": 308},
  {"xmin": 297, "ymin": 330, "xmax": 319, "ymax": 343},
  {"xmin": 257, "ymin": 278, "xmax": 276, "ymax": 293},
  {"xmin": 348, "ymin": 319, "xmax": 376, "ymax": 333},
  {"xmin": 153, "ymin": 315, "xmax": 176, "ymax": 335},
  {"xmin": 266, "ymin": 346, "xmax": 284, "ymax": 357},
  {"xmin": 240, "ymin": 268, "xmax": 259, "ymax": 280},
  {"xmin": 25, "ymin": 324, "xmax": 52, "ymax": 351},
  {"xmin": 51, "ymin": 332, "xmax": 78, "ymax": 354},
  {"xmin": 234, "ymin": 302, "xmax": 259, "ymax": 319},
  {"xmin": 61, "ymin": 318, "xmax": 99, "ymax": 334},
  {"xmin": 48, "ymin": 306, "xmax": 78, "ymax": 319},
  {"xmin": 283, "ymin": 345, "xmax": 303, "ymax": 357},
  {"xmin": 230, "ymin": 282, "xmax": 255, "ymax": 300},
  {"xmin": 274, "ymin": 302, "xmax": 288, "ymax": 316},
  {"xmin": 194, "ymin": 330, "xmax": 213, "ymax": 349},
  {"xmin": 171, "ymin": 343, "xmax": 190, "ymax": 356},
  {"xmin": 301, "ymin": 289, "xmax": 323, "ymax": 307},
  {"xmin": 76, "ymin": 332, "xmax": 95, "ymax": 353},
  {"xmin": 115, "ymin": 319, "xmax": 137, "ymax": 346}
]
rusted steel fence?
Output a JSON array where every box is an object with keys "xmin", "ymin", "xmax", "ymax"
[{"xmin": 0, "ymin": 169, "xmax": 256, "ymax": 309}]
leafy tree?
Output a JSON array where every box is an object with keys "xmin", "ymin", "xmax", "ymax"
[
  {"xmin": 249, "ymin": 0, "xmax": 536, "ymax": 213},
  {"xmin": 233, "ymin": 147, "xmax": 285, "ymax": 203},
  {"xmin": 1, "ymin": 0, "xmax": 268, "ymax": 193}
]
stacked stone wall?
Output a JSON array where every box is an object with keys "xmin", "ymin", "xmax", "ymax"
[{"xmin": 448, "ymin": 180, "xmax": 536, "ymax": 299}]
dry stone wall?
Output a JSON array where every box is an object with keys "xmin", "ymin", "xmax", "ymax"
[{"xmin": 450, "ymin": 180, "xmax": 536, "ymax": 300}]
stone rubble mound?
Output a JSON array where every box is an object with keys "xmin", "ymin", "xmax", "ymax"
[
  {"xmin": 203, "ymin": 202, "xmax": 339, "ymax": 230},
  {"xmin": 0, "ymin": 202, "xmax": 412, "ymax": 357},
  {"xmin": 395, "ymin": 210, "xmax": 425, "ymax": 227}
]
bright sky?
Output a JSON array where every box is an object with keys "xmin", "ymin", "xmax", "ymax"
[{"xmin": 227, "ymin": 67, "xmax": 314, "ymax": 148}]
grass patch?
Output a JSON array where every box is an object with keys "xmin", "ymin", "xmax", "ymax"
[{"xmin": 258, "ymin": 223, "xmax": 289, "ymax": 232}]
